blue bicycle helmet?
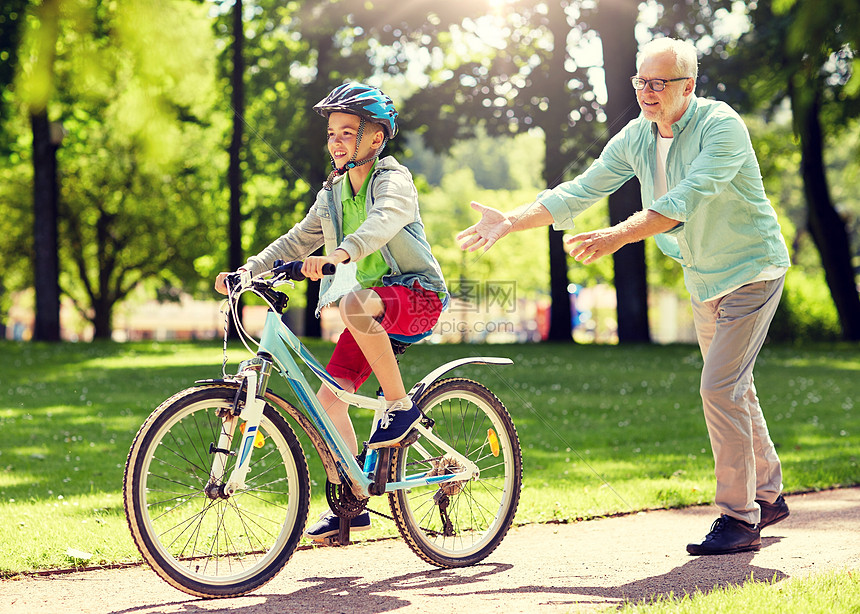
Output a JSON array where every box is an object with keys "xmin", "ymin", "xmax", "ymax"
[{"xmin": 314, "ymin": 82, "xmax": 398, "ymax": 139}]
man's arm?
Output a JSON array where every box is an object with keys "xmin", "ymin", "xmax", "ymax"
[
  {"xmin": 565, "ymin": 209, "xmax": 680, "ymax": 264},
  {"xmin": 458, "ymin": 127, "xmax": 637, "ymax": 253},
  {"xmin": 456, "ymin": 201, "xmax": 555, "ymax": 252}
]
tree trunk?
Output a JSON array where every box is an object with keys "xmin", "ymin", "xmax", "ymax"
[
  {"xmin": 543, "ymin": 0, "xmax": 572, "ymax": 342},
  {"xmin": 31, "ymin": 109, "xmax": 61, "ymax": 341},
  {"xmin": 609, "ymin": 181, "xmax": 650, "ymax": 342},
  {"xmin": 595, "ymin": 0, "xmax": 650, "ymax": 344},
  {"xmin": 544, "ymin": 96, "xmax": 572, "ymax": 341},
  {"xmin": 228, "ymin": 0, "xmax": 245, "ymax": 338},
  {"xmin": 29, "ymin": 0, "xmax": 61, "ymax": 342},
  {"xmin": 302, "ymin": 36, "xmax": 333, "ymax": 339},
  {"xmin": 92, "ymin": 294, "xmax": 112, "ymax": 340},
  {"xmin": 792, "ymin": 86, "xmax": 860, "ymax": 340}
]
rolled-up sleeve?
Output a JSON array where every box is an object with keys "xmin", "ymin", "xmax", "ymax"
[{"xmin": 537, "ymin": 130, "xmax": 636, "ymax": 230}]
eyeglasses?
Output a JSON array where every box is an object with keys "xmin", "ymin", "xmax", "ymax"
[{"xmin": 630, "ymin": 76, "xmax": 690, "ymax": 92}]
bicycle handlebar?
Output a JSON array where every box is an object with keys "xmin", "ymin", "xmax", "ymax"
[
  {"xmin": 226, "ymin": 260, "xmax": 336, "ymax": 291},
  {"xmin": 271, "ymin": 260, "xmax": 337, "ymax": 281}
]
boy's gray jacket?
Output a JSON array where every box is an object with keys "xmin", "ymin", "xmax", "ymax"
[{"xmin": 245, "ymin": 156, "xmax": 449, "ymax": 315}]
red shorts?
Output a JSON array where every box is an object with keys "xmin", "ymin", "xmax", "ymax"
[{"xmin": 326, "ymin": 284, "xmax": 443, "ymax": 390}]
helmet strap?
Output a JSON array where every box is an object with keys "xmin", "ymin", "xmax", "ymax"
[{"xmin": 323, "ymin": 117, "xmax": 386, "ymax": 191}]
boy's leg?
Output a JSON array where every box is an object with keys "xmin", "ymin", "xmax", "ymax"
[
  {"xmin": 308, "ymin": 334, "xmax": 373, "ymax": 540},
  {"xmin": 339, "ymin": 289, "xmax": 406, "ymax": 401},
  {"xmin": 316, "ymin": 376, "xmax": 359, "ymax": 456},
  {"xmin": 339, "ymin": 286, "xmax": 442, "ymax": 448},
  {"xmin": 324, "ymin": 328, "xmax": 376, "ymax": 454}
]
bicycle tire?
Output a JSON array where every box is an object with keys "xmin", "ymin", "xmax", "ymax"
[
  {"xmin": 388, "ymin": 378, "xmax": 522, "ymax": 567},
  {"xmin": 123, "ymin": 385, "xmax": 310, "ymax": 598}
]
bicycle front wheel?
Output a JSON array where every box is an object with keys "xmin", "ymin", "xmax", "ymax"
[
  {"xmin": 389, "ymin": 378, "xmax": 522, "ymax": 567},
  {"xmin": 123, "ymin": 385, "xmax": 310, "ymax": 598}
]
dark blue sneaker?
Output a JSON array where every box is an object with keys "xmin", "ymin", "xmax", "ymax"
[
  {"xmin": 686, "ymin": 515, "xmax": 761, "ymax": 555},
  {"xmin": 367, "ymin": 399, "xmax": 421, "ymax": 449},
  {"xmin": 305, "ymin": 510, "xmax": 371, "ymax": 540}
]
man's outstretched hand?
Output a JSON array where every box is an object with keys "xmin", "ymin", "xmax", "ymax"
[{"xmin": 456, "ymin": 202, "xmax": 512, "ymax": 253}]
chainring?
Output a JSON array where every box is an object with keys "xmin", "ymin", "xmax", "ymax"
[{"xmin": 325, "ymin": 480, "xmax": 367, "ymax": 519}]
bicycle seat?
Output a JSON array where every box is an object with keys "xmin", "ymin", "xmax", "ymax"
[{"xmin": 389, "ymin": 330, "xmax": 432, "ymax": 355}]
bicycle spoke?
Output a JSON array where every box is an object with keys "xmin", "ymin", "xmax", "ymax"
[{"xmin": 390, "ymin": 379, "xmax": 521, "ymax": 567}]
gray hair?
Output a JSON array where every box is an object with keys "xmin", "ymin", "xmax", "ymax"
[{"xmin": 637, "ymin": 38, "xmax": 699, "ymax": 82}]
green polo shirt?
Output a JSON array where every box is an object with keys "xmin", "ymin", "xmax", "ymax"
[{"xmin": 341, "ymin": 163, "xmax": 390, "ymax": 288}]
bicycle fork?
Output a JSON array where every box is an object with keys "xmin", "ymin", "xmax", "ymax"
[{"xmin": 206, "ymin": 358, "xmax": 271, "ymax": 499}]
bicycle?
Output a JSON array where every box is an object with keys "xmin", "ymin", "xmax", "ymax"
[{"xmin": 123, "ymin": 260, "xmax": 523, "ymax": 598}]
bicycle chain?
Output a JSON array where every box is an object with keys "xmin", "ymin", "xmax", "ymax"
[
  {"xmin": 328, "ymin": 454, "xmax": 455, "ymax": 524},
  {"xmin": 326, "ymin": 457, "xmax": 459, "ymax": 527}
]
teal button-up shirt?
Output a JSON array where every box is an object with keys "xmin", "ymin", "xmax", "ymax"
[{"xmin": 538, "ymin": 96, "xmax": 790, "ymax": 302}]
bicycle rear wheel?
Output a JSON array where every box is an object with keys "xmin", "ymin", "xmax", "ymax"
[
  {"xmin": 123, "ymin": 385, "xmax": 310, "ymax": 598},
  {"xmin": 389, "ymin": 378, "xmax": 522, "ymax": 567}
]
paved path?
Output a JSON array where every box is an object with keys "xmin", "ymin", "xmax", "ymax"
[{"xmin": 3, "ymin": 488, "xmax": 859, "ymax": 613}]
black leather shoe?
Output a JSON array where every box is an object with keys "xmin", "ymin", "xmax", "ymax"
[
  {"xmin": 687, "ymin": 515, "xmax": 761, "ymax": 555},
  {"xmin": 757, "ymin": 494, "xmax": 790, "ymax": 529}
]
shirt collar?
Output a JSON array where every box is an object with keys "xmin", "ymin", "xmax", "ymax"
[
  {"xmin": 650, "ymin": 95, "xmax": 698, "ymax": 138},
  {"xmin": 340, "ymin": 160, "xmax": 377, "ymax": 201}
]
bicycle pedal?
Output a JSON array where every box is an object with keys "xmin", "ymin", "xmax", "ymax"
[
  {"xmin": 390, "ymin": 429, "xmax": 420, "ymax": 448},
  {"xmin": 311, "ymin": 536, "xmax": 341, "ymax": 547}
]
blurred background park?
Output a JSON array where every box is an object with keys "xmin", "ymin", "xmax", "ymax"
[{"xmin": 1, "ymin": 0, "xmax": 858, "ymax": 345}]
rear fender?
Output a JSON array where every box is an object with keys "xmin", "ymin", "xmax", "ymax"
[{"xmin": 407, "ymin": 357, "xmax": 513, "ymax": 403}]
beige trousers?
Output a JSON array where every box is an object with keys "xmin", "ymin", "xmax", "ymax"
[{"xmin": 691, "ymin": 276, "xmax": 785, "ymax": 525}]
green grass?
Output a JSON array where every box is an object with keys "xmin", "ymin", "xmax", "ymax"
[
  {"xmin": 0, "ymin": 339, "xmax": 858, "ymax": 575},
  {"xmin": 610, "ymin": 568, "xmax": 860, "ymax": 613}
]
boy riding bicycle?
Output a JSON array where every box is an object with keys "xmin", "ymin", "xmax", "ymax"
[{"xmin": 215, "ymin": 82, "xmax": 448, "ymax": 539}]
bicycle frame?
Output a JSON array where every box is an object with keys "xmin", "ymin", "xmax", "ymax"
[{"xmin": 214, "ymin": 306, "xmax": 512, "ymax": 501}]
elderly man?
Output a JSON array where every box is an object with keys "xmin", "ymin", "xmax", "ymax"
[{"xmin": 458, "ymin": 38, "xmax": 791, "ymax": 555}]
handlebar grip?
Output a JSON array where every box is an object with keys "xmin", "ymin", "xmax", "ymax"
[
  {"xmin": 272, "ymin": 260, "xmax": 336, "ymax": 281},
  {"xmin": 225, "ymin": 271, "xmax": 246, "ymax": 289}
]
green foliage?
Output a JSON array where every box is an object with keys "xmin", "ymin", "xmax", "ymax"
[
  {"xmin": 405, "ymin": 127, "xmax": 546, "ymax": 191},
  {"xmin": 0, "ymin": 112, "xmax": 35, "ymax": 306},
  {"xmin": 420, "ymin": 167, "xmax": 550, "ymax": 299},
  {"xmin": 0, "ymin": 0, "xmax": 28, "ymax": 153},
  {"xmin": 770, "ymin": 268, "xmax": 841, "ymax": 343},
  {"xmin": 4, "ymin": 0, "xmax": 227, "ymax": 336},
  {"xmin": 2, "ymin": 0, "xmax": 857, "ymax": 343},
  {"xmin": 408, "ymin": 128, "xmax": 554, "ymax": 300}
]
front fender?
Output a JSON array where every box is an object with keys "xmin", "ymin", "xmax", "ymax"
[{"xmin": 407, "ymin": 356, "xmax": 513, "ymax": 402}]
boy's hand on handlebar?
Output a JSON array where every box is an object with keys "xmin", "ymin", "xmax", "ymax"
[
  {"xmin": 214, "ymin": 272, "xmax": 231, "ymax": 295},
  {"xmin": 215, "ymin": 268, "xmax": 249, "ymax": 295},
  {"xmin": 301, "ymin": 250, "xmax": 349, "ymax": 280}
]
